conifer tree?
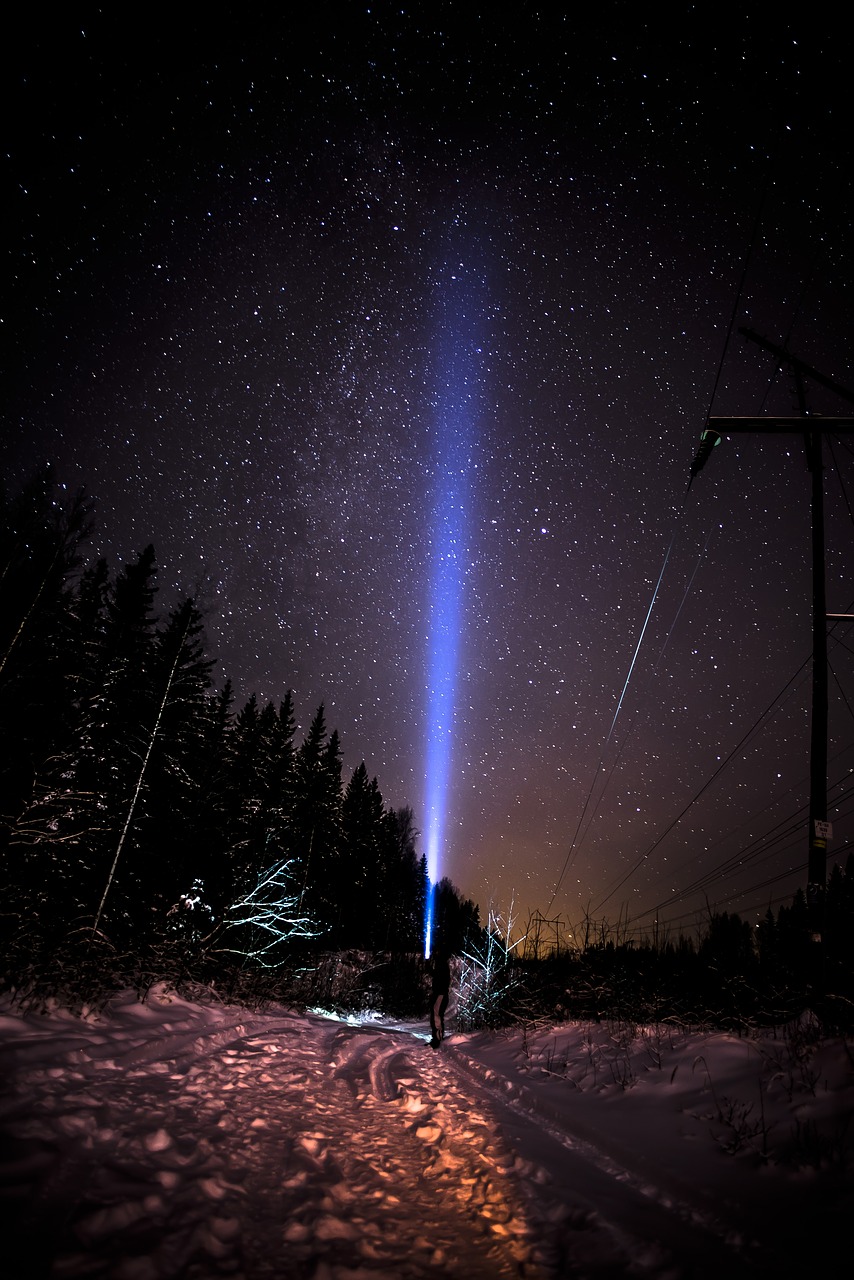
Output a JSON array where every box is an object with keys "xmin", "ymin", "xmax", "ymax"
[
  {"xmin": 376, "ymin": 807, "xmax": 425, "ymax": 950},
  {"xmin": 0, "ymin": 472, "xmax": 448, "ymax": 997},
  {"xmin": 0, "ymin": 478, "xmax": 96, "ymax": 959},
  {"xmin": 341, "ymin": 763, "xmax": 384, "ymax": 945},
  {"xmin": 140, "ymin": 598, "xmax": 216, "ymax": 908},
  {"xmin": 825, "ymin": 854, "xmax": 854, "ymax": 977},
  {"xmin": 217, "ymin": 692, "xmax": 298, "ymax": 906},
  {"xmin": 433, "ymin": 877, "xmax": 481, "ymax": 954},
  {"xmin": 291, "ymin": 706, "xmax": 343, "ymax": 936},
  {"xmin": 0, "ymin": 475, "xmax": 93, "ymax": 829},
  {"xmin": 91, "ymin": 589, "xmax": 210, "ymax": 941},
  {"xmin": 265, "ymin": 693, "xmax": 296, "ymax": 827},
  {"xmin": 187, "ymin": 680, "xmax": 235, "ymax": 913},
  {"xmin": 220, "ymin": 694, "xmax": 266, "ymax": 895}
]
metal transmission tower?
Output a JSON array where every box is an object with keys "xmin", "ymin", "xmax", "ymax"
[{"xmin": 689, "ymin": 327, "xmax": 854, "ymax": 949}]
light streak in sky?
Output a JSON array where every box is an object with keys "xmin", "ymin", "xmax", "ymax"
[{"xmin": 423, "ymin": 254, "xmax": 485, "ymax": 958}]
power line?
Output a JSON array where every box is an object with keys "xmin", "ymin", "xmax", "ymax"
[
  {"xmin": 590, "ymin": 654, "xmax": 812, "ymax": 915},
  {"xmin": 565, "ymin": 169, "xmax": 773, "ymax": 917},
  {"xmin": 624, "ymin": 744, "xmax": 854, "ymax": 935}
]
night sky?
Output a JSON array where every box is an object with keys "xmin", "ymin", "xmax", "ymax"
[{"xmin": 3, "ymin": 8, "xmax": 853, "ymax": 944}]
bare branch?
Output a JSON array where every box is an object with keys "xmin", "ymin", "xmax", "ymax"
[{"xmin": 176, "ymin": 860, "xmax": 322, "ymax": 968}]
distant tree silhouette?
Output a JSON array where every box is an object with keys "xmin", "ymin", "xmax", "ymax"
[
  {"xmin": 432, "ymin": 876, "xmax": 481, "ymax": 955},
  {"xmin": 0, "ymin": 472, "xmax": 93, "ymax": 832}
]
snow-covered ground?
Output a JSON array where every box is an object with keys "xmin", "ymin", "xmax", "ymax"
[{"xmin": 0, "ymin": 986, "xmax": 851, "ymax": 1279}]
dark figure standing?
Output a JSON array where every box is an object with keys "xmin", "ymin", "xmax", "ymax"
[{"xmin": 428, "ymin": 950, "xmax": 451, "ymax": 1048}]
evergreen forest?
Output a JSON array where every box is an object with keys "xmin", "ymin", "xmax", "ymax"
[{"xmin": 0, "ymin": 472, "xmax": 479, "ymax": 1009}]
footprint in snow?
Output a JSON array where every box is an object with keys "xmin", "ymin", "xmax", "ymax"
[{"xmin": 144, "ymin": 1128, "xmax": 172, "ymax": 1152}]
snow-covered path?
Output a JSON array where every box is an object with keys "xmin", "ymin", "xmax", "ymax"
[
  {"xmin": 1, "ymin": 990, "xmax": 850, "ymax": 1278},
  {"xmin": 0, "ymin": 996, "xmax": 597, "ymax": 1279},
  {"xmin": 1, "ymin": 1003, "xmax": 530, "ymax": 1279}
]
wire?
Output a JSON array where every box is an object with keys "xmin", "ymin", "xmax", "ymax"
[
  {"xmin": 590, "ymin": 653, "xmax": 812, "ymax": 915},
  {"xmin": 635, "ymin": 745, "xmax": 854, "ymax": 924},
  {"xmin": 607, "ymin": 608, "xmax": 854, "ymax": 924}
]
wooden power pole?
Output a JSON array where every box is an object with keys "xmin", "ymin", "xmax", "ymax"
[{"xmin": 689, "ymin": 327, "xmax": 854, "ymax": 953}]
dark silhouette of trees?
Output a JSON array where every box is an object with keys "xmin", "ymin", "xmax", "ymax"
[
  {"xmin": 431, "ymin": 876, "xmax": 481, "ymax": 955},
  {"xmin": 289, "ymin": 705, "xmax": 343, "ymax": 932},
  {"xmin": 375, "ymin": 806, "xmax": 428, "ymax": 951},
  {"xmin": 0, "ymin": 472, "xmax": 93, "ymax": 830},
  {"xmin": 340, "ymin": 762, "xmax": 384, "ymax": 946},
  {"xmin": 0, "ymin": 475, "xmax": 436, "ymax": 1002}
]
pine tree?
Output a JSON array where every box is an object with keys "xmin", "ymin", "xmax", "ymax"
[
  {"xmin": 265, "ymin": 693, "xmax": 296, "ymax": 828},
  {"xmin": 81, "ymin": 546, "xmax": 159, "ymax": 810},
  {"xmin": 189, "ymin": 680, "xmax": 235, "ymax": 913},
  {"xmin": 291, "ymin": 706, "xmax": 342, "ymax": 937},
  {"xmin": 433, "ymin": 877, "xmax": 481, "ymax": 955},
  {"xmin": 0, "ymin": 478, "xmax": 96, "ymax": 964},
  {"xmin": 139, "ymin": 599, "xmax": 217, "ymax": 911},
  {"xmin": 217, "ymin": 692, "xmax": 298, "ymax": 909},
  {"xmin": 376, "ymin": 806, "xmax": 426, "ymax": 951},
  {"xmin": 91, "ymin": 590, "xmax": 213, "ymax": 941},
  {"xmin": 0, "ymin": 474, "xmax": 453, "ymax": 995},
  {"xmin": 825, "ymin": 854, "xmax": 854, "ymax": 985},
  {"xmin": 0, "ymin": 475, "xmax": 93, "ymax": 830},
  {"xmin": 341, "ymin": 763, "xmax": 385, "ymax": 946},
  {"xmin": 775, "ymin": 888, "xmax": 811, "ymax": 982}
]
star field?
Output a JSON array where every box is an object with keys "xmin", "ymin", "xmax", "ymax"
[{"xmin": 3, "ymin": 8, "xmax": 853, "ymax": 942}]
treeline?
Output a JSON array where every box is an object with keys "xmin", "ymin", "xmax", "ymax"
[
  {"xmin": 460, "ymin": 865, "xmax": 854, "ymax": 1033},
  {"xmin": 0, "ymin": 472, "xmax": 480, "ymax": 1004}
]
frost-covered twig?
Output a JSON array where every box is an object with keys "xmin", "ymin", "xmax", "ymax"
[
  {"xmin": 457, "ymin": 907, "xmax": 524, "ymax": 1030},
  {"xmin": 200, "ymin": 859, "xmax": 320, "ymax": 966}
]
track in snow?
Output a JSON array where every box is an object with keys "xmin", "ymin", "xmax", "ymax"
[{"xmin": 0, "ymin": 998, "xmax": 767, "ymax": 1278}]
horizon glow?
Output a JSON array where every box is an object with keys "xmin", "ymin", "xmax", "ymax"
[{"xmin": 423, "ymin": 255, "xmax": 485, "ymax": 958}]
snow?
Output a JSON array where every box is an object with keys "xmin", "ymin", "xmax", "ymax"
[{"xmin": 0, "ymin": 985, "xmax": 851, "ymax": 1278}]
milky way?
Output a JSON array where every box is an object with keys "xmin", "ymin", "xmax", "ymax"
[{"xmin": 3, "ymin": 10, "xmax": 853, "ymax": 942}]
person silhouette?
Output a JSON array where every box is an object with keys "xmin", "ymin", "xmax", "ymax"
[{"xmin": 428, "ymin": 950, "xmax": 451, "ymax": 1048}]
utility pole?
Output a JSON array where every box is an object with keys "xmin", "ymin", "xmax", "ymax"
[
  {"xmin": 689, "ymin": 328, "xmax": 854, "ymax": 955},
  {"xmin": 524, "ymin": 910, "xmax": 564, "ymax": 959}
]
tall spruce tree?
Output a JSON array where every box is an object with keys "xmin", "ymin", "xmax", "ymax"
[
  {"xmin": 83, "ymin": 547, "xmax": 159, "ymax": 940},
  {"xmin": 376, "ymin": 806, "xmax": 425, "ymax": 951},
  {"xmin": 0, "ymin": 474, "xmax": 93, "ymax": 832},
  {"xmin": 139, "ymin": 598, "xmax": 216, "ymax": 912},
  {"xmin": 341, "ymin": 763, "xmax": 384, "ymax": 946},
  {"xmin": 0, "ymin": 478, "xmax": 96, "ymax": 963},
  {"xmin": 188, "ymin": 680, "xmax": 235, "ymax": 915},
  {"xmin": 291, "ymin": 706, "xmax": 342, "ymax": 937}
]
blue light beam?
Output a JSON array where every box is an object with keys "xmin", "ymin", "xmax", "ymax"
[{"xmin": 423, "ymin": 257, "xmax": 485, "ymax": 958}]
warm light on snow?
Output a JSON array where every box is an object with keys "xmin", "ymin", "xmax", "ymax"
[{"xmin": 0, "ymin": 987, "xmax": 850, "ymax": 1276}]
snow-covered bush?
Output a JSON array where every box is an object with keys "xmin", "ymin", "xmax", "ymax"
[{"xmin": 456, "ymin": 913, "xmax": 523, "ymax": 1031}]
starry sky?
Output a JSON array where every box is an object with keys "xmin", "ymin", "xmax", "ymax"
[{"xmin": 3, "ymin": 7, "xmax": 853, "ymax": 944}]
